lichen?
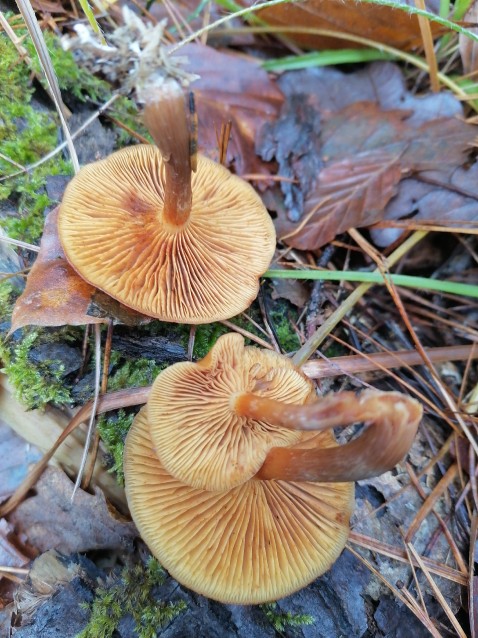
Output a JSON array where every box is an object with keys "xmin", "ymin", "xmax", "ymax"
[{"xmin": 78, "ymin": 557, "xmax": 186, "ymax": 638}]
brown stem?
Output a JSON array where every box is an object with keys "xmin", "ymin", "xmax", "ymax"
[
  {"xmin": 234, "ymin": 391, "xmax": 422, "ymax": 482},
  {"xmin": 141, "ymin": 79, "xmax": 192, "ymax": 226}
]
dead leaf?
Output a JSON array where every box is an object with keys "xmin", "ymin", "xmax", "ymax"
[
  {"xmin": 370, "ymin": 165, "xmax": 478, "ymax": 246},
  {"xmin": 0, "ymin": 423, "xmax": 42, "ymax": 503},
  {"xmin": 0, "ymin": 519, "xmax": 30, "ymax": 572},
  {"xmin": 179, "ymin": 43, "xmax": 284, "ymax": 176},
  {"xmin": 10, "ymin": 208, "xmax": 104, "ymax": 332},
  {"xmin": 10, "ymin": 467, "xmax": 137, "ymax": 554},
  {"xmin": 459, "ymin": 0, "xmax": 478, "ymax": 74},
  {"xmin": 10, "ymin": 208, "xmax": 148, "ymax": 331},
  {"xmin": 246, "ymin": 0, "xmax": 442, "ymax": 51},
  {"xmin": 258, "ymin": 63, "xmax": 477, "ymax": 250},
  {"xmin": 278, "ymin": 149, "xmax": 403, "ymax": 250}
]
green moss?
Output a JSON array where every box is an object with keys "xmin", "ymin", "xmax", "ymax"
[
  {"xmin": 261, "ymin": 602, "xmax": 315, "ymax": 633},
  {"xmin": 97, "ymin": 409, "xmax": 134, "ymax": 485},
  {"xmin": 269, "ymin": 304, "xmax": 300, "ymax": 352},
  {"xmin": 107, "ymin": 354, "xmax": 167, "ymax": 391},
  {"xmin": 0, "ymin": 28, "xmax": 73, "ymax": 242},
  {"xmin": 27, "ymin": 31, "xmax": 111, "ymax": 103},
  {"xmin": 0, "ymin": 279, "xmax": 15, "ymax": 322},
  {"xmin": 0, "ymin": 331, "xmax": 72, "ymax": 409},
  {"xmin": 78, "ymin": 557, "xmax": 186, "ymax": 638}
]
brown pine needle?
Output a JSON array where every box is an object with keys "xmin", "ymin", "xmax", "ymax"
[
  {"xmin": 348, "ymin": 532, "xmax": 467, "ymax": 586},
  {"xmin": 408, "ymin": 543, "xmax": 468, "ymax": 638},
  {"xmin": 415, "ymin": 0, "xmax": 440, "ymax": 92},
  {"xmin": 406, "ymin": 463, "xmax": 468, "ymax": 574}
]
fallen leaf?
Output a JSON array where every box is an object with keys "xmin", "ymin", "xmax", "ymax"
[
  {"xmin": 459, "ymin": 0, "xmax": 478, "ymax": 74},
  {"xmin": 10, "ymin": 467, "xmax": 137, "ymax": 554},
  {"xmin": 0, "ymin": 423, "xmax": 42, "ymax": 503},
  {"xmin": 278, "ymin": 149, "xmax": 403, "ymax": 250},
  {"xmin": 0, "ymin": 519, "xmax": 30, "ymax": 571},
  {"xmin": 258, "ymin": 62, "xmax": 477, "ymax": 249},
  {"xmin": 180, "ymin": 43, "xmax": 284, "ymax": 176},
  {"xmin": 246, "ymin": 0, "xmax": 442, "ymax": 51},
  {"xmin": 10, "ymin": 208, "xmax": 148, "ymax": 331},
  {"xmin": 370, "ymin": 164, "xmax": 478, "ymax": 246}
]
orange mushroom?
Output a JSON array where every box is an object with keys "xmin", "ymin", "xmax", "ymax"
[
  {"xmin": 58, "ymin": 80, "xmax": 275, "ymax": 324},
  {"xmin": 124, "ymin": 334, "xmax": 422, "ymax": 604}
]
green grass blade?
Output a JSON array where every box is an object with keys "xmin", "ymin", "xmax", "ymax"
[
  {"xmin": 264, "ymin": 270, "xmax": 478, "ymax": 299},
  {"xmin": 262, "ymin": 48, "xmax": 394, "ymax": 71}
]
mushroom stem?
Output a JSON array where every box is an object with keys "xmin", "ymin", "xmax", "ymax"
[
  {"xmin": 234, "ymin": 391, "xmax": 422, "ymax": 482},
  {"xmin": 141, "ymin": 80, "xmax": 192, "ymax": 226}
]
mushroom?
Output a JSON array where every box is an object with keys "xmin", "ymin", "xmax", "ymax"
[
  {"xmin": 58, "ymin": 80, "xmax": 275, "ymax": 324},
  {"xmin": 124, "ymin": 334, "xmax": 422, "ymax": 604}
]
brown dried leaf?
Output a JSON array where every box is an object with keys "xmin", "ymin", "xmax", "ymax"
[
  {"xmin": 371, "ymin": 165, "xmax": 478, "ymax": 245},
  {"xmin": 258, "ymin": 63, "xmax": 476, "ymax": 249},
  {"xmin": 0, "ymin": 423, "xmax": 42, "ymax": 503},
  {"xmin": 11, "ymin": 208, "xmax": 148, "ymax": 331},
  {"xmin": 0, "ymin": 519, "xmax": 29, "ymax": 571},
  {"xmin": 459, "ymin": 0, "xmax": 478, "ymax": 74},
  {"xmin": 180, "ymin": 43, "xmax": 284, "ymax": 176},
  {"xmin": 10, "ymin": 467, "xmax": 137, "ymax": 554},
  {"xmin": 277, "ymin": 150, "xmax": 403, "ymax": 250},
  {"xmin": 248, "ymin": 0, "xmax": 442, "ymax": 51},
  {"xmin": 10, "ymin": 208, "xmax": 104, "ymax": 332}
]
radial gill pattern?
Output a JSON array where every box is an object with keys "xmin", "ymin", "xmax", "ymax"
[
  {"xmin": 58, "ymin": 146, "xmax": 276, "ymax": 324},
  {"xmin": 124, "ymin": 408, "xmax": 353, "ymax": 605},
  {"xmin": 148, "ymin": 333, "xmax": 316, "ymax": 492}
]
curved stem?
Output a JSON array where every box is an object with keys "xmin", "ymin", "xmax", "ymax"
[
  {"xmin": 141, "ymin": 80, "xmax": 192, "ymax": 226},
  {"xmin": 234, "ymin": 391, "xmax": 422, "ymax": 482}
]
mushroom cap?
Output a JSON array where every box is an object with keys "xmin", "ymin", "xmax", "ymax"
[
  {"xmin": 57, "ymin": 146, "xmax": 276, "ymax": 324},
  {"xmin": 148, "ymin": 333, "xmax": 315, "ymax": 491},
  {"xmin": 124, "ymin": 407, "xmax": 354, "ymax": 605}
]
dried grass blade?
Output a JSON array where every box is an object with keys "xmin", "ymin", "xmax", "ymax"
[
  {"xmin": 407, "ymin": 542, "xmax": 468, "ymax": 638},
  {"xmin": 14, "ymin": 0, "xmax": 79, "ymax": 173},
  {"xmin": 415, "ymin": 0, "xmax": 440, "ymax": 91}
]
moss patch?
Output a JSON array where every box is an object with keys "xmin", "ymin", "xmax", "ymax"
[
  {"xmin": 0, "ymin": 330, "xmax": 72, "ymax": 409},
  {"xmin": 261, "ymin": 602, "xmax": 315, "ymax": 633},
  {"xmin": 78, "ymin": 557, "xmax": 186, "ymax": 638}
]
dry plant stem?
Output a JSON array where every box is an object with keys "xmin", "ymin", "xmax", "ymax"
[
  {"xmin": 292, "ymin": 231, "xmax": 427, "ymax": 366},
  {"xmin": 141, "ymin": 81, "xmax": 192, "ymax": 225},
  {"xmin": 234, "ymin": 390, "xmax": 422, "ymax": 482},
  {"xmin": 302, "ymin": 344, "xmax": 478, "ymax": 379}
]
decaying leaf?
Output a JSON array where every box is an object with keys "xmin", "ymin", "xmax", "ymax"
[
  {"xmin": 246, "ymin": 0, "xmax": 442, "ymax": 51},
  {"xmin": 10, "ymin": 208, "xmax": 148, "ymax": 331},
  {"xmin": 9, "ymin": 467, "xmax": 137, "ymax": 554},
  {"xmin": 10, "ymin": 208, "xmax": 104, "ymax": 332},
  {"xmin": 182, "ymin": 43, "xmax": 284, "ymax": 176},
  {"xmin": 258, "ymin": 62, "xmax": 477, "ymax": 250},
  {"xmin": 0, "ymin": 424, "xmax": 42, "ymax": 503},
  {"xmin": 0, "ymin": 519, "xmax": 29, "ymax": 573}
]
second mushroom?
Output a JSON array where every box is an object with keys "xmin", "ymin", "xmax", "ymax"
[{"xmin": 124, "ymin": 333, "xmax": 422, "ymax": 604}]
